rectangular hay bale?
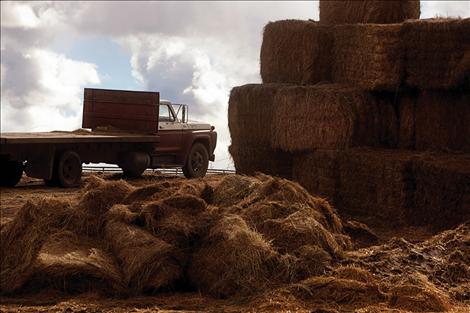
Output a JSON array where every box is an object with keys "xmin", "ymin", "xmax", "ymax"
[
  {"xmin": 271, "ymin": 85, "xmax": 398, "ymax": 152},
  {"xmin": 402, "ymin": 91, "xmax": 470, "ymax": 153},
  {"xmin": 229, "ymin": 144, "xmax": 292, "ymax": 178},
  {"xmin": 337, "ymin": 148, "xmax": 417, "ymax": 222},
  {"xmin": 319, "ymin": 0, "xmax": 420, "ymax": 25},
  {"xmin": 332, "ymin": 24, "xmax": 402, "ymax": 91},
  {"xmin": 228, "ymin": 83, "xmax": 289, "ymax": 147},
  {"xmin": 402, "ymin": 18, "xmax": 470, "ymax": 90},
  {"xmin": 292, "ymin": 150, "xmax": 342, "ymax": 202},
  {"xmin": 412, "ymin": 154, "xmax": 470, "ymax": 227},
  {"xmin": 260, "ymin": 20, "xmax": 332, "ymax": 84}
]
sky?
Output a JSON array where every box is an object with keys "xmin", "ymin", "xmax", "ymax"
[{"xmin": 1, "ymin": 1, "xmax": 469, "ymax": 169}]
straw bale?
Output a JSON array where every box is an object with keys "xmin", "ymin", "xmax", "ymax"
[
  {"xmin": 332, "ymin": 24, "xmax": 402, "ymax": 91},
  {"xmin": 104, "ymin": 220, "xmax": 182, "ymax": 294},
  {"xmin": 228, "ymin": 83, "xmax": 289, "ymax": 147},
  {"xmin": 337, "ymin": 148, "xmax": 417, "ymax": 221},
  {"xmin": 411, "ymin": 153, "xmax": 470, "ymax": 227},
  {"xmin": 292, "ymin": 150, "xmax": 341, "ymax": 201},
  {"xmin": 27, "ymin": 231, "xmax": 125, "ymax": 295},
  {"xmin": 260, "ymin": 20, "xmax": 332, "ymax": 84},
  {"xmin": 229, "ymin": 144, "xmax": 292, "ymax": 178},
  {"xmin": 415, "ymin": 91, "xmax": 470, "ymax": 153},
  {"xmin": 319, "ymin": 0, "xmax": 420, "ymax": 25},
  {"xmin": 271, "ymin": 85, "xmax": 398, "ymax": 152},
  {"xmin": 402, "ymin": 18, "xmax": 470, "ymax": 90},
  {"xmin": 188, "ymin": 214, "xmax": 278, "ymax": 297},
  {"xmin": 398, "ymin": 94, "xmax": 417, "ymax": 149},
  {"xmin": 260, "ymin": 211, "xmax": 343, "ymax": 258},
  {"xmin": 289, "ymin": 276, "xmax": 385, "ymax": 304}
]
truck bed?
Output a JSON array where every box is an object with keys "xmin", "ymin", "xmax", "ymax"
[{"xmin": 0, "ymin": 130, "xmax": 160, "ymax": 145}]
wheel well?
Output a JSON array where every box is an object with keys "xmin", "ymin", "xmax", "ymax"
[{"xmin": 193, "ymin": 138, "xmax": 210, "ymax": 152}]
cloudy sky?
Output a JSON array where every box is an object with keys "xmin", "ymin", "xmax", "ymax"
[{"xmin": 1, "ymin": 1, "xmax": 469, "ymax": 169}]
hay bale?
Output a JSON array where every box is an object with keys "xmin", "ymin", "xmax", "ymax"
[
  {"xmin": 414, "ymin": 91, "xmax": 470, "ymax": 153},
  {"xmin": 271, "ymin": 85, "xmax": 398, "ymax": 152},
  {"xmin": 411, "ymin": 153, "xmax": 470, "ymax": 227},
  {"xmin": 228, "ymin": 83, "xmax": 289, "ymax": 147},
  {"xmin": 229, "ymin": 144, "xmax": 292, "ymax": 178},
  {"xmin": 398, "ymin": 94, "xmax": 417, "ymax": 149},
  {"xmin": 332, "ymin": 24, "xmax": 402, "ymax": 91},
  {"xmin": 260, "ymin": 211, "xmax": 344, "ymax": 258},
  {"xmin": 337, "ymin": 148, "xmax": 416, "ymax": 221},
  {"xmin": 260, "ymin": 20, "xmax": 332, "ymax": 84},
  {"xmin": 104, "ymin": 220, "xmax": 182, "ymax": 294},
  {"xmin": 402, "ymin": 18, "xmax": 470, "ymax": 90},
  {"xmin": 188, "ymin": 214, "xmax": 278, "ymax": 297},
  {"xmin": 319, "ymin": 0, "xmax": 420, "ymax": 25},
  {"xmin": 27, "ymin": 231, "xmax": 125, "ymax": 295},
  {"xmin": 292, "ymin": 150, "xmax": 341, "ymax": 201}
]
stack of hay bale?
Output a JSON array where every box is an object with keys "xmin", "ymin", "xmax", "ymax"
[{"xmin": 228, "ymin": 0, "xmax": 470, "ymax": 227}]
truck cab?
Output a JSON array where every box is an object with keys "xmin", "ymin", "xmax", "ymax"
[{"xmin": 154, "ymin": 100, "xmax": 217, "ymax": 177}]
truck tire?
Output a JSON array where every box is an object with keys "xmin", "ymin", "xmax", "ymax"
[
  {"xmin": 183, "ymin": 143, "xmax": 209, "ymax": 178},
  {"xmin": 56, "ymin": 151, "xmax": 82, "ymax": 187},
  {"xmin": 120, "ymin": 152, "xmax": 150, "ymax": 178},
  {"xmin": 0, "ymin": 160, "xmax": 24, "ymax": 187}
]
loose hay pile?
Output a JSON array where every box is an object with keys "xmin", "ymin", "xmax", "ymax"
[{"xmin": 0, "ymin": 174, "xmax": 349, "ymax": 298}]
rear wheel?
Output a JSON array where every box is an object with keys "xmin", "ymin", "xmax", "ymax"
[
  {"xmin": 0, "ymin": 160, "xmax": 24, "ymax": 187},
  {"xmin": 183, "ymin": 143, "xmax": 209, "ymax": 178},
  {"xmin": 53, "ymin": 151, "xmax": 82, "ymax": 187}
]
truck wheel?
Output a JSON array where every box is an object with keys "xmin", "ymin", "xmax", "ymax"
[
  {"xmin": 0, "ymin": 160, "xmax": 24, "ymax": 187},
  {"xmin": 183, "ymin": 143, "xmax": 209, "ymax": 178},
  {"xmin": 56, "ymin": 151, "xmax": 82, "ymax": 187},
  {"xmin": 120, "ymin": 152, "xmax": 150, "ymax": 178}
]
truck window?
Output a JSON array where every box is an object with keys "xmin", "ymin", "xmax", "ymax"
[{"xmin": 159, "ymin": 104, "xmax": 174, "ymax": 122}]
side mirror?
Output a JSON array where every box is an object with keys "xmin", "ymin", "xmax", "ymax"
[{"xmin": 182, "ymin": 105, "xmax": 188, "ymax": 123}]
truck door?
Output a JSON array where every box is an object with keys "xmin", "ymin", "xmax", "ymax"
[{"xmin": 155, "ymin": 103, "xmax": 183, "ymax": 161}]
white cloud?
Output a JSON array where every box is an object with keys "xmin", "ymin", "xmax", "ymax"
[{"xmin": 1, "ymin": 49, "xmax": 100, "ymax": 132}]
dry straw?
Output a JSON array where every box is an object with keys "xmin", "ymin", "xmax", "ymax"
[
  {"xmin": 260, "ymin": 20, "xmax": 332, "ymax": 84},
  {"xmin": 319, "ymin": 0, "xmax": 420, "ymax": 25},
  {"xmin": 402, "ymin": 18, "xmax": 470, "ymax": 90},
  {"xmin": 332, "ymin": 24, "xmax": 402, "ymax": 91},
  {"xmin": 270, "ymin": 84, "xmax": 398, "ymax": 152}
]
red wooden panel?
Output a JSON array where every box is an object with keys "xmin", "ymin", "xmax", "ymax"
[{"xmin": 82, "ymin": 88, "xmax": 159, "ymax": 133}]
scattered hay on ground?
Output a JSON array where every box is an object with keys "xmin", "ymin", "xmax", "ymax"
[
  {"xmin": 332, "ymin": 24, "xmax": 402, "ymax": 91},
  {"xmin": 260, "ymin": 20, "xmax": 332, "ymax": 84},
  {"xmin": 319, "ymin": 0, "xmax": 420, "ymax": 25}
]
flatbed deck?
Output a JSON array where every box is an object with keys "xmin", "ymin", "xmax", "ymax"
[{"xmin": 0, "ymin": 131, "xmax": 160, "ymax": 145}]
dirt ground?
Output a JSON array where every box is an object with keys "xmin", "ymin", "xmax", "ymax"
[{"xmin": 1, "ymin": 173, "xmax": 469, "ymax": 312}]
